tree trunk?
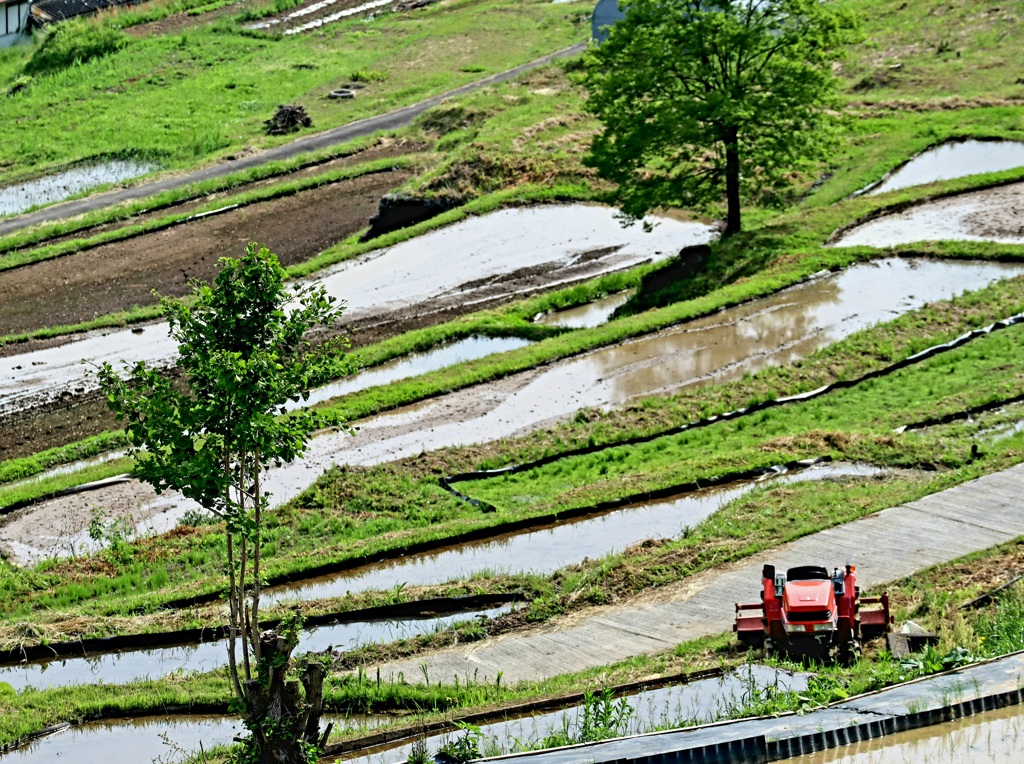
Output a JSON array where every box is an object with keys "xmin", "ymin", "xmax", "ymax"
[
  {"xmin": 243, "ymin": 629, "xmax": 328, "ymax": 764},
  {"xmin": 723, "ymin": 126, "xmax": 742, "ymax": 236}
]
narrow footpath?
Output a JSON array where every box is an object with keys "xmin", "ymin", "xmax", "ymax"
[
  {"xmin": 372, "ymin": 462, "xmax": 1024, "ymax": 684},
  {"xmin": 0, "ymin": 44, "xmax": 586, "ymax": 237}
]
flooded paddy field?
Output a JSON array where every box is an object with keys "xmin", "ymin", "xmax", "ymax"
[
  {"xmin": 3, "ymin": 257, "xmax": 1018, "ymax": 564},
  {"xmin": 864, "ymin": 139, "xmax": 1024, "ymax": 196},
  {"xmin": 0, "ymin": 161, "xmax": 157, "ymax": 219},
  {"xmin": 0, "ymin": 715, "xmax": 244, "ymax": 764},
  {"xmin": 0, "ymin": 606, "xmax": 512, "ymax": 692},
  {"xmin": 794, "ymin": 702, "xmax": 1024, "ymax": 764},
  {"xmin": 0, "ymin": 667, "xmax": 804, "ymax": 763},
  {"xmin": 0, "ymin": 204, "xmax": 709, "ymax": 418},
  {"xmin": 833, "ymin": 181, "xmax": 1024, "ymax": 247},
  {"xmin": 328, "ymin": 666, "xmax": 810, "ymax": 764},
  {"xmin": 265, "ymin": 462, "xmax": 880, "ymax": 606}
]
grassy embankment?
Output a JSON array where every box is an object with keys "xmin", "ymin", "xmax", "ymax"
[
  {"xmin": 5, "ymin": 528, "xmax": 1024, "ymax": 755},
  {"xmin": 3, "ymin": 271, "xmax": 1024, "ymax": 635},
  {"xmin": 2, "ymin": 0, "xmax": 1024, "ymax": 751},
  {"xmin": 0, "ymin": 0, "xmax": 591, "ymax": 184}
]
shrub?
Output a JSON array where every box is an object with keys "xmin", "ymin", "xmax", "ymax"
[{"xmin": 24, "ymin": 20, "xmax": 128, "ymax": 77}]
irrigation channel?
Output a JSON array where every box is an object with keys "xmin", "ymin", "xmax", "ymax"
[
  {"xmin": 3, "ymin": 256, "xmax": 1021, "ymax": 564},
  {"xmin": 859, "ymin": 139, "xmax": 1024, "ymax": 196},
  {"xmin": 0, "ymin": 666, "xmax": 808, "ymax": 764}
]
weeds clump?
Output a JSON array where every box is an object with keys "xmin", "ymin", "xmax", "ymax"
[{"xmin": 23, "ymin": 20, "xmax": 128, "ymax": 77}]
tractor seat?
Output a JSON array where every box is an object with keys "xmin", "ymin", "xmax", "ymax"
[{"xmin": 786, "ymin": 565, "xmax": 830, "ymax": 581}]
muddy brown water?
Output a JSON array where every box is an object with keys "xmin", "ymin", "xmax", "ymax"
[
  {"xmin": 864, "ymin": 139, "xmax": 1024, "ymax": 196},
  {"xmin": 0, "ymin": 606, "xmax": 513, "ymax": 693},
  {"xmin": 793, "ymin": 701, "xmax": 1024, "ymax": 763},
  {"xmin": 3, "ymin": 257, "xmax": 1019, "ymax": 564},
  {"xmin": 264, "ymin": 463, "xmax": 881, "ymax": 606},
  {"xmin": 248, "ymin": 257, "xmax": 1022, "ymax": 500},
  {"xmin": 832, "ymin": 181, "xmax": 1024, "ymax": 247},
  {"xmin": 0, "ymin": 161, "xmax": 157, "ymax": 218},
  {"xmin": 0, "ymin": 204, "xmax": 709, "ymax": 418}
]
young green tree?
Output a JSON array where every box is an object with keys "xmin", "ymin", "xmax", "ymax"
[
  {"xmin": 96, "ymin": 244, "xmax": 348, "ymax": 763},
  {"xmin": 583, "ymin": 0, "xmax": 859, "ymax": 235}
]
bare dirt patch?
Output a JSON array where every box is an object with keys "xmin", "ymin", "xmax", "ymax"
[
  {"xmin": 0, "ymin": 169, "xmax": 411, "ymax": 337},
  {"xmin": 10, "ymin": 138, "xmax": 420, "ymax": 253}
]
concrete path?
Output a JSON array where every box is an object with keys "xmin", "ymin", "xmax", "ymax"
[
  {"xmin": 0, "ymin": 43, "xmax": 585, "ymax": 237},
  {"xmin": 486, "ymin": 652, "xmax": 1024, "ymax": 764},
  {"xmin": 372, "ymin": 463, "xmax": 1024, "ymax": 684}
]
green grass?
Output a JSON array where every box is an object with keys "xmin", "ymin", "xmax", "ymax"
[
  {"xmin": 3, "ymin": 275, "xmax": 1024, "ymax": 625},
  {"xmin": 0, "ymin": 133, "xmax": 381, "ymax": 256},
  {"xmin": 836, "ymin": 0, "xmax": 1024, "ymax": 101},
  {"xmin": 0, "ymin": 0, "xmax": 590, "ymax": 184}
]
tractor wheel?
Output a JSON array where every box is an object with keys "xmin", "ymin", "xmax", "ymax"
[{"xmin": 839, "ymin": 639, "xmax": 862, "ymax": 667}]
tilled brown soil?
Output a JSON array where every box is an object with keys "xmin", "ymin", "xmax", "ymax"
[
  {"xmin": 0, "ymin": 169, "xmax": 411, "ymax": 337},
  {"xmin": 6, "ymin": 138, "xmax": 420, "ymax": 254}
]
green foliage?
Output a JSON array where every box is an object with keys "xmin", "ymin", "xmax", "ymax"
[
  {"xmin": 975, "ymin": 584, "xmax": 1024, "ymax": 656},
  {"xmin": 437, "ymin": 723, "xmax": 483, "ymax": 762},
  {"xmin": 348, "ymin": 69, "xmax": 388, "ymax": 83},
  {"xmin": 536, "ymin": 689, "xmax": 633, "ymax": 748},
  {"xmin": 96, "ymin": 244, "xmax": 347, "ymax": 519},
  {"xmin": 582, "ymin": 0, "xmax": 860, "ymax": 233},
  {"xmin": 95, "ymin": 244, "xmax": 348, "ymax": 758},
  {"xmin": 24, "ymin": 21, "xmax": 128, "ymax": 77}
]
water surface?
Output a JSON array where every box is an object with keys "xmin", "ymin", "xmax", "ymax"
[
  {"xmin": 0, "ymin": 607, "xmax": 511, "ymax": 692},
  {"xmin": 267, "ymin": 463, "xmax": 881, "ymax": 605},
  {"xmin": 866, "ymin": 140, "xmax": 1024, "ymax": 196},
  {"xmin": 794, "ymin": 701, "xmax": 1024, "ymax": 763},
  {"xmin": 0, "ymin": 160, "xmax": 157, "ymax": 218}
]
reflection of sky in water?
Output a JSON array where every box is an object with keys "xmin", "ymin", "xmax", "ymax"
[
  {"xmin": 2, "ymin": 712, "xmax": 384, "ymax": 764},
  {"xmin": 0, "ymin": 607, "xmax": 510, "ymax": 692},
  {"xmin": 0, "ymin": 160, "xmax": 157, "ymax": 217},
  {"xmin": 536, "ymin": 292, "xmax": 633, "ymax": 329},
  {"xmin": 867, "ymin": 140, "xmax": 1024, "ymax": 196},
  {"xmin": 0, "ymin": 205, "xmax": 710, "ymax": 418},
  {"xmin": 332, "ymin": 666, "xmax": 811, "ymax": 764},
  {"xmin": 0, "ymin": 715, "xmax": 242, "ymax": 764},
  {"xmin": 795, "ymin": 702, "xmax": 1024, "ymax": 764},
  {"xmin": 267, "ymin": 463, "xmax": 881, "ymax": 604}
]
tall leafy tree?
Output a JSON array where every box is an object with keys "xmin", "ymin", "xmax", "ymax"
[
  {"xmin": 96, "ymin": 244, "xmax": 348, "ymax": 763},
  {"xmin": 583, "ymin": 0, "xmax": 859, "ymax": 235}
]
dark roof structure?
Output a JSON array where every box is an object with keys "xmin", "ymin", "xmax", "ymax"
[{"xmin": 31, "ymin": 0, "xmax": 139, "ymax": 25}]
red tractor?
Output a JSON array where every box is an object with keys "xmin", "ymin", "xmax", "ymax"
[{"xmin": 734, "ymin": 564, "xmax": 892, "ymax": 664}]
